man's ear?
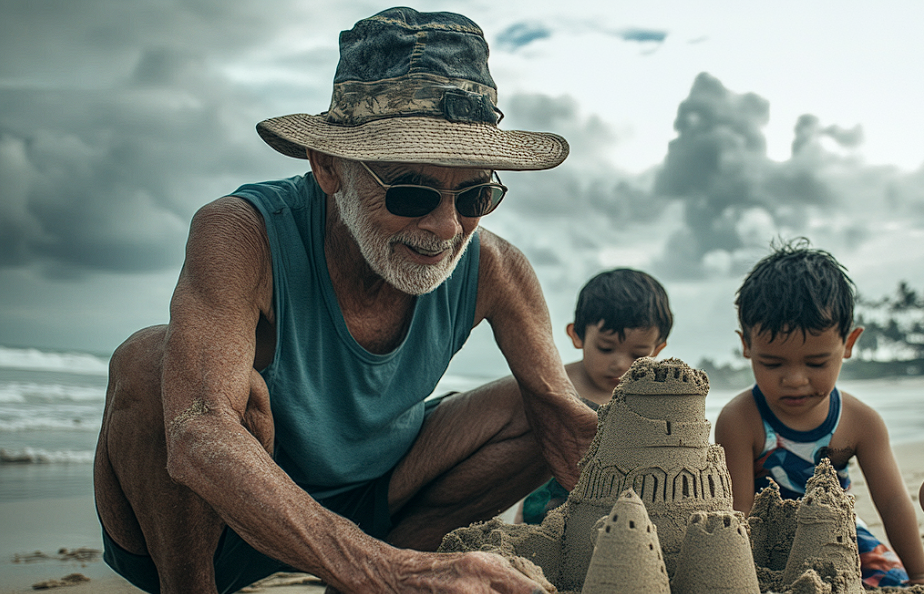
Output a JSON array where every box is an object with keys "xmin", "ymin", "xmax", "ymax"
[
  {"xmin": 566, "ymin": 323, "xmax": 584, "ymax": 349},
  {"xmin": 307, "ymin": 149, "xmax": 341, "ymax": 196},
  {"xmin": 737, "ymin": 330, "xmax": 751, "ymax": 359},
  {"xmin": 843, "ymin": 327, "xmax": 864, "ymax": 359},
  {"xmin": 652, "ymin": 342, "xmax": 667, "ymax": 357}
]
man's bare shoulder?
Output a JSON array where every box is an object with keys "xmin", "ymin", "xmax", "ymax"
[
  {"xmin": 477, "ymin": 228, "xmax": 525, "ymax": 264},
  {"xmin": 191, "ymin": 196, "xmax": 267, "ymax": 241},
  {"xmin": 475, "ymin": 228, "xmax": 547, "ymax": 325},
  {"xmin": 475, "ymin": 228, "xmax": 533, "ymax": 285},
  {"xmin": 176, "ymin": 195, "xmax": 272, "ymax": 316}
]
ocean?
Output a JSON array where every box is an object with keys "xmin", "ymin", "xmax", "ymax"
[{"xmin": 1, "ymin": 344, "xmax": 922, "ymax": 505}]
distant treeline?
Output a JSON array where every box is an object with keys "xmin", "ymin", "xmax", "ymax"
[{"xmin": 697, "ymin": 281, "xmax": 924, "ymax": 389}]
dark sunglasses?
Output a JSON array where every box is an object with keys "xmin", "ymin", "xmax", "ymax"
[{"xmin": 360, "ymin": 162, "xmax": 507, "ymax": 218}]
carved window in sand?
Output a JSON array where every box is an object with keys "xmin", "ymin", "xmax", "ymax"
[
  {"xmin": 700, "ymin": 467, "xmax": 731, "ymax": 500},
  {"xmin": 629, "ymin": 468, "xmax": 667, "ymax": 504},
  {"xmin": 671, "ymin": 469, "xmax": 699, "ymax": 501}
]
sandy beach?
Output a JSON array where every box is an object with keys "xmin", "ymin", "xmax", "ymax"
[{"xmin": 0, "ymin": 440, "xmax": 920, "ymax": 593}]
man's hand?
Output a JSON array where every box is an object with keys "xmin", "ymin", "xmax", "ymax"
[
  {"xmin": 525, "ymin": 395, "xmax": 596, "ymax": 491},
  {"xmin": 325, "ymin": 551, "xmax": 555, "ymax": 594}
]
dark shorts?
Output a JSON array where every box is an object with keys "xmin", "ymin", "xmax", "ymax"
[{"xmin": 101, "ymin": 394, "xmax": 451, "ymax": 593}]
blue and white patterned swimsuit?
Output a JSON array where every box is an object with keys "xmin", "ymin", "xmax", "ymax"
[
  {"xmin": 753, "ymin": 385, "xmax": 850, "ymax": 497},
  {"xmin": 752, "ymin": 385, "xmax": 908, "ymax": 587}
]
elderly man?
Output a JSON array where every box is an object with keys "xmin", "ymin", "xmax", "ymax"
[{"xmin": 94, "ymin": 7, "xmax": 597, "ymax": 594}]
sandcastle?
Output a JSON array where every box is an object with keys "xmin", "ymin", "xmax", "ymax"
[{"xmin": 439, "ymin": 357, "xmax": 917, "ymax": 594}]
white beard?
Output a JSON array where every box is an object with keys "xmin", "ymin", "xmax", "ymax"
[{"xmin": 333, "ymin": 163, "xmax": 474, "ymax": 295}]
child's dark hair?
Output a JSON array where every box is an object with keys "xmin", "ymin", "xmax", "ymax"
[
  {"xmin": 736, "ymin": 238, "xmax": 856, "ymax": 345},
  {"xmin": 573, "ymin": 268, "xmax": 672, "ymax": 343}
]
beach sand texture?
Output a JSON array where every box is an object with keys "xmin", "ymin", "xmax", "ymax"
[{"xmin": 439, "ymin": 357, "xmax": 924, "ymax": 594}]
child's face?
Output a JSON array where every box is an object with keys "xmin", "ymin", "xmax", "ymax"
[
  {"xmin": 740, "ymin": 325, "xmax": 862, "ymax": 418},
  {"xmin": 568, "ymin": 321, "xmax": 666, "ymax": 393}
]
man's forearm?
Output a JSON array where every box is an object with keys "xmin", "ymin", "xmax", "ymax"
[{"xmin": 166, "ymin": 416, "xmax": 393, "ymax": 591}]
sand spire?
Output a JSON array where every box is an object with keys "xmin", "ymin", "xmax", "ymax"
[
  {"xmin": 581, "ymin": 489, "xmax": 670, "ymax": 594},
  {"xmin": 781, "ymin": 459, "xmax": 863, "ymax": 593},
  {"xmin": 567, "ymin": 357, "xmax": 732, "ymax": 579}
]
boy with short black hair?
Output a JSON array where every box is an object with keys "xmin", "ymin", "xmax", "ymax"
[
  {"xmin": 716, "ymin": 240, "xmax": 924, "ymax": 587},
  {"xmin": 519, "ymin": 268, "xmax": 672, "ymax": 523}
]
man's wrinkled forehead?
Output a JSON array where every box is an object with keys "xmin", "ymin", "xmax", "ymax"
[{"xmin": 367, "ymin": 161, "xmax": 493, "ymax": 187}]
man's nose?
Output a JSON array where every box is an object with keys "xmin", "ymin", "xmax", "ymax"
[{"xmin": 417, "ymin": 193, "xmax": 463, "ymax": 241}]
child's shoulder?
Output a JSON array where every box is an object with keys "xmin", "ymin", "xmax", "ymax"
[
  {"xmin": 838, "ymin": 388, "xmax": 886, "ymax": 431},
  {"xmin": 839, "ymin": 388, "xmax": 882, "ymax": 417},
  {"xmin": 716, "ymin": 389, "xmax": 761, "ymax": 429},
  {"xmin": 832, "ymin": 388, "xmax": 893, "ymax": 462},
  {"xmin": 715, "ymin": 388, "xmax": 763, "ymax": 454},
  {"xmin": 719, "ymin": 388, "xmax": 758, "ymax": 416}
]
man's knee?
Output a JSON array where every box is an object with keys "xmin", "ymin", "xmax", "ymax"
[
  {"xmin": 101, "ymin": 326, "xmax": 172, "ymax": 466},
  {"xmin": 108, "ymin": 326, "xmax": 168, "ymax": 399}
]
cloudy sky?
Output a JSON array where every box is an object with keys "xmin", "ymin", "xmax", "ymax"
[{"xmin": 2, "ymin": 0, "xmax": 923, "ymax": 378}]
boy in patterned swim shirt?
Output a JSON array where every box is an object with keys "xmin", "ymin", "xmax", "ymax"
[{"xmin": 716, "ymin": 240, "xmax": 924, "ymax": 587}]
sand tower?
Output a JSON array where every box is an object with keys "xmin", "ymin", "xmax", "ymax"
[
  {"xmin": 564, "ymin": 357, "xmax": 734, "ymax": 582},
  {"xmin": 781, "ymin": 460, "xmax": 863, "ymax": 593},
  {"xmin": 581, "ymin": 489, "xmax": 670, "ymax": 594},
  {"xmin": 671, "ymin": 511, "xmax": 760, "ymax": 593}
]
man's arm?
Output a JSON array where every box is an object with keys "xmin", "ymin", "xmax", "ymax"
[
  {"xmin": 161, "ymin": 198, "xmax": 548, "ymax": 593},
  {"xmin": 161, "ymin": 197, "xmax": 395, "ymax": 589},
  {"xmin": 849, "ymin": 395, "xmax": 924, "ymax": 584},
  {"xmin": 474, "ymin": 230, "xmax": 597, "ymax": 490},
  {"xmin": 714, "ymin": 392, "xmax": 760, "ymax": 514}
]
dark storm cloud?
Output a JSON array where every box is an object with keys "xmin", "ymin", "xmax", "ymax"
[
  {"xmin": 646, "ymin": 72, "xmax": 924, "ymax": 281},
  {"xmin": 496, "ymin": 22, "xmax": 553, "ymax": 51},
  {"xmin": 502, "ymin": 93, "xmax": 614, "ymax": 154},
  {"xmin": 487, "ymin": 92, "xmax": 671, "ymax": 280},
  {"xmin": 791, "ymin": 114, "xmax": 864, "ymax": 155},
  {"xmin": 0, "ymin": 0, "xmax": 330, "ymax": 279},
  {"xmin": 650, "ymin": 72, "xmax": 773, "ymax": 277},
  {"xmin": 656, "ymin": 72, "xmax": 770, "ymax": 200},
  {"xmin": 499, "ymin": 93, "xmax": 663, "ymax": 220}
]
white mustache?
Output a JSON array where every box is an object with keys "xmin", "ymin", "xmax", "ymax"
[{"xmin": 391, "ymin": 232, "xmax": 462, "ymax": 255}]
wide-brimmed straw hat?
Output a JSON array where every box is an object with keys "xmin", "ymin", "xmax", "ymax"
[{"xmin": 256, "ymin": 7, "xmax": 569, "ymax": 171}]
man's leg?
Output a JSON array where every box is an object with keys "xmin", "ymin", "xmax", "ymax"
[
  {"xmin": 94, "ymin": 326, "xmax": 275, "ymax": 593},
  {"xmin": 386, "ymin": 376, "xmax": 553, "ymax": 550}
]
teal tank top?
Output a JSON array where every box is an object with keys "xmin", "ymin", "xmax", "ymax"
[{"xmin": 232, "ymin": 173, "xmax": 480, "ymax": 498}]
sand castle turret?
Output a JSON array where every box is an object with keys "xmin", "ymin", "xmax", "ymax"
[
  {"xmin": 671, "ymin": 511, "xmax": 760, "ymax": 593},
  {"xmin": 747, "ymin": 479, "xmax": 800, "ymax": 572},
  {"xmin": 581, "ymin": 489, "xmax": 670, "ymax": 594},
  {"xmin": 564, "ymin": 357, "xmax": 733, "ymax": 581},
  {"xmin": 781, "ymin": 460, "xmax": 863, "ymax": 593}
]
